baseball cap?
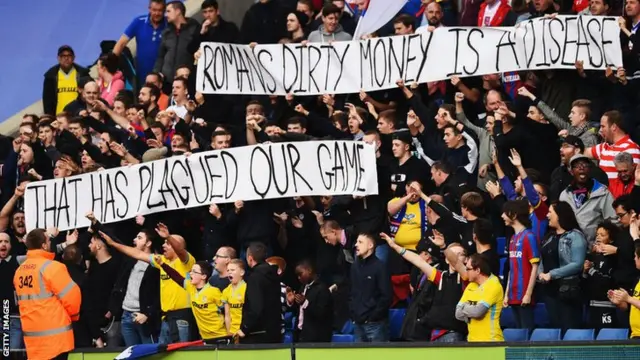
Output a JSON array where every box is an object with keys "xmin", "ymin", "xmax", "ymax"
[
  {"xmin": 569, "ymin": 154, "xmax": 590, "ymax": 167},
  {"xmin": 58, "ymin": 45, "xmax": 75, "ymax": 56},
  {"xmin": 392, "ymin": 130, "xmax": 413, "ymax": 146},
  {"xmin": 562, "ymin": 135, "xmax": 585, "ymax": 153}
]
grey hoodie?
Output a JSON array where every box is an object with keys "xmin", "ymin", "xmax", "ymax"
[
  {"xmin": 307, "ymin": 24, "xmax": 352, "ymax": 43},
  {"xmin": 559, "ymin": 179, "xmax": 617, "ymax": 246}
]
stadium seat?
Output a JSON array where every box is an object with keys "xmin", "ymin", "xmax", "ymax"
[
  {"xmin": 530, "ymin": 328, "xmax": 561, "ymax": 341},
  {"xmin": 283, "ymin": 332, "xmax": 293, "ymax": 344},
  {"xmin": 596, "ymin": 328, "xmax": 629, "ymax": 340},
  {"xmin": 499, "ymin": 258, "xmax": 507, "ymax": 278},
  {"xmin": 534, "ymin": 303, "xmax": 549, "ymax": 327},
  {"xmin": 340, "ymin": 320, "xmax": 354, "ymax": 334},
  {"xmin": 389, "ymin": 309, "xmax": 406, "ymax": 340},
  {"xmin": 332, "ymin": 334, "xmax": 355, "ymax": 343},
  {"xmin": 496, "ymin": 237, "xmax": 507, "ymax": 256},
  {"xmin": 500, "ymin": 307, "xmax": 517, "ymax": 328},
  {"xmin": 503, "ymin": 328, "xmax": 529, "ymax": 342},
  {"xmin": 563, "ymin": 329, "xmax": 595, "ymax": 341}
]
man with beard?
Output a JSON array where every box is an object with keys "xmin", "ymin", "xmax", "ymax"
[
  {"xmin": 138, "ymin": 83, "xmax": 161, "ymax": 123},
  {"xmin": 81, "ymin": 231, "xmax": 121, "ymax": 347},
  {"xmin": 586, "ymin": 110, "xmax": 640, "ymax": 180},
  {"xmin": 416, "ymin": 1, "xmax": 444, "ymax": 33}
]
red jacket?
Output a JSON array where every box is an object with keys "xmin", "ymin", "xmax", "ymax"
[{"xmin": 477, "ymin": 1, "xmax": 512, "ymax": 27}]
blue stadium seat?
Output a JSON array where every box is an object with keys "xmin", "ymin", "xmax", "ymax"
[
  {"xmin": 596, "ymin": 328, "xmax": 629, "ymax": 340},
  {"xmin": 340, "ymin": 320, "xmax": 354, "ymax": 334},
  {"xmin": 534, "ymin": 303, "xmax": 549, "ymax": 327},
  {"xmin": 499, "ymin": 258, "xmax": 507, "ymax": 278},
  {"xmin": 563, "ymin": 329, "xmax": 595, "ymax": 341},
  {"xmin": 503, "ymin": 328, "xmax": 529, "ymax": 342},
  {"xmin": 332, "ymin": 334, "xmax": 355, "ymax": 343},
  {"xmin": 530, "ymin": 328, "xmax": 561, "ymax": 341},
  {"xmin": 496, "ymin": 237, "xmax": 507, "ymax": 256},
  {"xmin": 283, "ymin": 332, "xmax": 293, "ymax": 344},
  {"xmin": 500, "ymin": 307, "xmax": 517, "ymax": 328},
  {"xmin": 389, "ymin": 309, "xmax": 406, "ymax": 340}
]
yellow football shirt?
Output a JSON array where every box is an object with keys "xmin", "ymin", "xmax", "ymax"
[
  {"xmin": 630, "ymin": 280, "xmax": 640, "ymax": 338},
  {"xmin": 459, "ymin": 275, "xmax": 504, "ymax": 342},
  {"xmin": 56, "ymin": 68, "xmax": 78, "ymax": 114},
  {"xmin": 150, "ymin": 253, "xmax": 195, "ymax": 312},
  {"xmin": 389, "ymin": 198, "xmax": 423, "ymax": 250},
  {"xmin": 221, "ymin": 281, "xmax": 247, "ymax": 334},
  {"xmin": 184, "ymin": 279, "xmax": 226, "ymax": 340}
]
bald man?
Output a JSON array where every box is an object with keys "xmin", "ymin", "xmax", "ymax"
[
  {"xmin": 63, "ymin": 80, "xmax": 101, "ymax": 116},
  {"xmin": 209, "ymin": 246, "xmax": 237, "ymax": 290},
  {"xmin": 416, "ymin": 2, "xmax": 444, "ymax": 33}
]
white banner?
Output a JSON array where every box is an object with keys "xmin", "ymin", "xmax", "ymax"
[
  {"xmin": 24, "ymin": 141, "xmax": 379, "ymax": 231},
  {"xmin": 196, "ymin": 16, "xmax": 622, "ymax": 95},
  {"xmin": 353, "ymin": 0, "xmax": 408, "ymax": 39}
]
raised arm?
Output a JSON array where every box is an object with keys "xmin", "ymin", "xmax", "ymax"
[
  {"xmin": 99, "ymin": 231, "xmax": 150, "ymax": 263},
  {"xmin": 155, "ymin": 223, "xmax": 189, "ymax": 263},
  {"xmin": 381, "ymin": 233, "xmax": 436, "ymax": 278}
]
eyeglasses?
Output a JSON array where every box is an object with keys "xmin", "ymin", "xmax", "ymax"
[
  {"xmin": 214, "ymin": 254, "xmax": 229, "ymax": 259},
  {"xmin": 190, "ymin": 269, "xmax": 203, "ymax": 275},
  {"xmin": 616, "ymin": 212, "xmax": 628, "ymax": 219}
]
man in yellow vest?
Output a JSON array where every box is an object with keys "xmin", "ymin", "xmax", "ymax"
[
  {"xmin": 42, "ymin": 45, "xmax": 90, "ymax": 116},
  {"xmin": 14, "ymin": 228, "xmax": 82, "ymax": 360}
]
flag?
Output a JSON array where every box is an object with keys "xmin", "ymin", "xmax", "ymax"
[
  {"xmin": 353, "ymin": 0, "xmax": 408, "ymax": 39},
  {"xmin": 114, "ymin": 340, "xmax": 204, "ymax": 360}
]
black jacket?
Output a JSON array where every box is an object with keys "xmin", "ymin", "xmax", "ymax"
[
  {"xmin": 241, "ymin": 262, "xmax": 283, "ymax": 342},
  {"xmin": 110, "ymin": 257, "xmax": 161, "ymax": 335},
  {"xmin": 349, "ymin": 254, "xmax": 392, "ymax": 324},
  {"xmin": 43, "ymin": 63, "xmax": 90, "ymax": 116},
  {"xmin": 293, "ymin": 280, "xmax": 334, "ymax": 342},
  {"xmin": 240, "ymin": 0, "xmax": 288, "ymax": 44},
  {"xmin": 154, "ymin": 18, "xmax": 201, "ymax": 85}
]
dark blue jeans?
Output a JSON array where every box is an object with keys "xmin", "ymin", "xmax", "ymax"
[
  {"xmin": 353, "ymin": 320, "xmax": 389, "ymax": 342},
  {"xmin": 121, "ymin": 310, "xmax": 154, "ymax": 347}
]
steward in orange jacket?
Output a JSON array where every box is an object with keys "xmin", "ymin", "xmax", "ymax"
[{"xmin": 14, "ymin": 229, "xmax": 81, "ymax": 360}]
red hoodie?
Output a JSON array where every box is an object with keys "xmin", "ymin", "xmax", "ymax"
[{"xmin": 477, "ymin": 0, "xmax": 512, "ymax": 27}]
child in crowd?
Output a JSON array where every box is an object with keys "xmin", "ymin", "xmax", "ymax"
[
  {"xmin": 222, "ymin": 259, "xmax": 247, "ymax": 335},
  {"xmin": 584, "ymin": 222, "xmax": 619, "ymax": 330}
]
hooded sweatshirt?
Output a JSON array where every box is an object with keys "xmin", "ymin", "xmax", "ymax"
[
  {"xmin": 99, "ymin": 71, "xmax": 125, "ymax": 106},
  {"xmin": 307, "ymin": 24, "xmax": 352, "ymax": 43},
  {"xmin": 559, "ymin": 179, "xmax": 617, "ymax": 245}
]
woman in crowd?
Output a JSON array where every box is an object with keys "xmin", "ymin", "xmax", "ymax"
[
  {"xmin": 538, "ymin": 201, "xmax": 588, "ymax": 331},
  {"xmin": 97, "ymin": 53, "xmax": 125, "ymax": 106},
  {"xmin": 222, "ymin": 259, "xmax": 247, "ymax": 335},
  {"xmin": 154, "ymin": 256, "xmax": 229, "ymax": 344}
]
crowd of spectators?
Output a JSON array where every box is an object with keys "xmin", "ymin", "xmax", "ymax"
[{"xmin": 3, "ymin": 0, "xmax": 640, "ymax": 358}]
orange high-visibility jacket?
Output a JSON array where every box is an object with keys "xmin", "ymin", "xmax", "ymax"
[{"xmin": 14, "ymin": 249, "xmax": 81, "ymax": 360}]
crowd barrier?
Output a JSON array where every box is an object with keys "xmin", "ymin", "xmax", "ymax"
[{"xmin": 67, "ymin": 341, "xmax": 640, "ymax": 360}]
